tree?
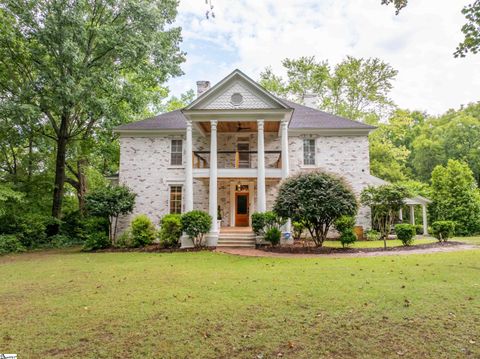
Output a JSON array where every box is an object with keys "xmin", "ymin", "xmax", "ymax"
[
  {"xmin": 361, "ymin": 184, "xmax": 410, "ymax": 249},
  {"xmin": 430, "ymin": 160, "xmax": 480, "ymax": 235},
  {"xmin": 260, "ymin": 56, "xmax": 397, "ymax": 123},
  {"xmin": 0, "ymin": 0, "xmax": 184, "ymax": 219},
  {"xmin": 382, "ymin": 0, "xmax": 480, "ymax": 57},
  {"xmin": 274, "ymin": 171, "xmax": 358, "ymax": 247},
  {"xmin": 181, "ymin": 210, "xmax": 212, "ymax": 248},
  {"xmin": 85, "ymin": 185, "xmax": 136, "ymax": 244}
]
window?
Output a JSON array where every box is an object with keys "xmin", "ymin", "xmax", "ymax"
[
  {"xmin": 169, "ymin": 186, "xmax": 182, "ymax": 214},
  {"xmin": 303, "ymin": 138, "xmax": 315, "ymax": 165},
  {"xmin": 170, "ymin": 139, "xmax": 183, "ymax": 166}
]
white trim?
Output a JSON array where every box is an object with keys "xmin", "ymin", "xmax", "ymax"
[
  {"xmin": 193, "ymin": 168, "xmax": 282, "ymax": 178},
  {"xmin": 185, "ymin": 69, "xmax": 290, "ymax": 110},
  {"xmin": 115, "ymin": 129, "xmax": 185, "ymax": 136}
]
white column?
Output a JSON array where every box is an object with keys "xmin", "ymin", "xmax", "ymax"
[
  {"xmin": 184, "ymin": 120, "xmax": 193, "ymax": 212},
  {"xmin": 399, "ymin": 207, "xmax": 403, "ymax": 222},
  {"xmin": 257, "ymin": 119, "xmax": 266, "ymax": 212},
  {"xmin": 281, "ymin": 119, "xmax": 289, "ymax": 179},
  {"xmin": 208, "ymin": 120, "xmax": 218, "ymax": 239},
  {"xmin": 280, "ymin": 118, "xmax": 292, "ymax": 239},
  {"xmin": 409, "ymin": 205, "xmax": 415, "ymax": 225},
  {"xmin": 422, "ymin": 204, "xmax": 428, "ymax": 235}
]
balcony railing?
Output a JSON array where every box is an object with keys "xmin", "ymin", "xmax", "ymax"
[{"xmin": 193, "ymin": 151, "xmax": 282, "ymax": 169}]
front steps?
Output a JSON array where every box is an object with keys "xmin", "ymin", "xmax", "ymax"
[{"xmin": 217, "ymin": 231, "xmax": 256, "ymax": 248}]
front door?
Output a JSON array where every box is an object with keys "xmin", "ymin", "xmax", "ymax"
[{"xmin": 235, "ymin": 192, "xmax": 249, "ymax": 226}]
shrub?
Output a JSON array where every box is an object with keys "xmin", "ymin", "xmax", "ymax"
[
  {"xmin": 130, "ymin": 215, "xmax": 156, "ymax": 247},
  {"xmin": 116, "ymin": 230, "xmax": 133, "ymax": 248},
  {"xmin": 181, "ymin": 210, "xmax": 212, "ymax": 248},
  {"xmin": 365, "ymin": 229, "xmax": 381, "ymax": 241},
  {"xmin": 159, "ymin": 214, "xmax": 182, "ymax": 248},
  {"xmin": 335, "ymin": 215, "xmax": 356, "ymax": 234},
  {"xmin": 340, "ymin": 230, "xmax": 357, "ymax": 248},
  {"xmin": 274, "ymin": 171, "xmax": 358, "ymax": 247},
  {"xmin": 83, "ymin": 232, "xmax": 110, "ymax": 251},
  {"xmin": 252, "ymin": 212, "xmax": 265, "ymax": 235},
  {"xmin": 395, "ymin": 224, "xmax": 416, "ymax": 246},
  {"xmin": 415, "ymin": 224, "xmax": 424, "ymax": 235},
  {"xmin": 292, "ymin": 221, "xmax": 305, "ymax": 241},
  {"xmin": 431, "ymin": 221, "xmax": 455, "ymax": 242},
  {"xmin": 16, "ymin": 214, "xmax": 48, "ymax": 248},
  {"xmin": 264, "ymin": 227, "xmax": 281, "ymax": 246},
  {"xmin": 335, "ymin": 216, "xmax": 357, "ymax": 248},
  {"xmin": 60, "ymin": 211, "xmax": 88, "ymax": 242},
  {"xmin": 0, "ymin": 234, "xmax": 25, "ymax": 255},
  {"xmin": 49, "ymin": 234, "xmax": 75, "ymax": 248}
]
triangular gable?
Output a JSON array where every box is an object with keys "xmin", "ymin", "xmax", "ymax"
[{"xmin": 185, "ymin": 69, "xmax": 290, "ymax": 110}]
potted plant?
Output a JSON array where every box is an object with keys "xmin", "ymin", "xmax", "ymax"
[{"xmin": 217, "ymin": 205, "xmax": 223, "ymax": 229}]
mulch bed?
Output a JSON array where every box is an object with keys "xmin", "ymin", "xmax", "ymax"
[
  {"xmin": 260, "ymin": 241, "xmax": 466, "ymax": 254},
  {"xmin": 92, "ymin": 245, "xmax": 214, "ymax": 253}
]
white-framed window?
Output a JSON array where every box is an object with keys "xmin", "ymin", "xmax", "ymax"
[
  {"xmin": 170, "ymin": 139, "xmax": 183, "ymax": 166},
  {"xmin": 169, "ymin": 185, "xmax": 183, "ymax": 214},
  {"xmin": 303, "ymin": 138, "xmax": 316, "ymax": 165}
]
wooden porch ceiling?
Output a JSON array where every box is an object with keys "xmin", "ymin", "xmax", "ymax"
[{"xmin": 199, "ymin": 121, "xmax": 279, "ymax": 133}]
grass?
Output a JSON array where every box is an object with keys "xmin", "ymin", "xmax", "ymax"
[
  {"xmin": 0, "ymin": 239, "xmax": 479, "ymax": 358},
  {"xmin": 324, "ymin": 237, "xmax": 437, "ymax": 248}
]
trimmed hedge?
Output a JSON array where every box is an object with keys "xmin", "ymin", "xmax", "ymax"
[
  {"xmin": 395, "ymin": 224, "xmax": 416, "ymax": 246},
  {"xmin": 431, "ymin": 221, "xmax": 455, "ymax": 242},
  {"xmin": 131, "ymin": 215, "xmax": 156, "ymax": 247},
  {"xmin": 159, "ymin": 214, "xmax": 182, "ymax": 248}
]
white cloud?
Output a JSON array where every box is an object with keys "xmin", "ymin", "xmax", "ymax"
[{"xmin": 168, "ymin": 0, "xmax": 480, "ymax": 115}]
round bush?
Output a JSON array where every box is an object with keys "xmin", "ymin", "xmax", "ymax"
[
  {"xmin": 340, "ymin": 230, "xmax": 357, "ymax": 248},
  {"xmin": 395, "ymin": 224, "xmax": 416, "ymax": 246},
  {"xmin": 265, "ymin": 227, "xmax": 281, "ymax": 246},
  {"xmin": 159, "ymin": 214, "xmax": 182, "ymax": 248},
  {"xmin": 131, "ymin": 214, "xmax": 156, "ymax": 247},
  {"xmin": 274, "ymin": 171, "xmax": 358, "ymax": 247},
  {"xmin": 251, "ymin": 212, "xmax": 265, "ymax": 235},
  {"xmin": 431, "ymin": 221, "xmax": 455, "ymax": 242},
  {"xmin": 181, "ymin": 210, "xmax": 212, "ymax": 247}
]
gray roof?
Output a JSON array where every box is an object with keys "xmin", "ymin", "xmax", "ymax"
[{"xmin": 115, "ymin": 100, "xmax": 375, "ymax": 132}]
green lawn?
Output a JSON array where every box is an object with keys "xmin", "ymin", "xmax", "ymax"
[
  {"xmin": 324, "ymin": 237, "xmax": 437, "ymax": 248},
  {"xmin": 1, "ymin": 240, "xmax": 479, "ymax": 358}
]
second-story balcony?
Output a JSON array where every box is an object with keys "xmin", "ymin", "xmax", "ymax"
[{"xmin": 192, "ymin": 150, "xmax": 283, "ymax": 178}]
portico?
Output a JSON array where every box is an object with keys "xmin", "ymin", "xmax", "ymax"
[{"xmin": 182, "ymin": 116, "xmax": 291, "ymax": 246}]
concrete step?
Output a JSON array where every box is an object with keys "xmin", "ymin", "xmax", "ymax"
[
  {"xmin": 217, "ymin": 242, "xmax": 256, "ymax": 248},
  {"xmin": 217, "ymin": 237, "xmax": 256, "ymax": 248}
]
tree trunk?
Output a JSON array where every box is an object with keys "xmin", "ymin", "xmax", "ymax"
[
  {"xmin": 77, "ymin": 159, "xmax": 87, "ymax": 216},
  {"xmin": 52, "ymin": 118, "xmax": 69, "ymax": 219}
]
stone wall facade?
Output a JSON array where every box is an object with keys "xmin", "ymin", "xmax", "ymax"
[{"xmin": 118, "ymin": 131, "xmax": 372, "ymax": 232}]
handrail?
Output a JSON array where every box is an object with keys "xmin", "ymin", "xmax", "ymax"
[{"xmin": 192, "ymin": 150, "xmax": 282, "ymax": 169}]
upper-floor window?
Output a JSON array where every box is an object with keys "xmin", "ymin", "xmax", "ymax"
[
  {"xmin": 169, "ymin": 185, "xmax": 182, "ymax": 214},
  {"xmin": 303, "ymin": 138, "xmax": 315, "ymax": 165},
  {"xmin": 170, "ymin": 139, "xmax": 183, "ymax": 166}
]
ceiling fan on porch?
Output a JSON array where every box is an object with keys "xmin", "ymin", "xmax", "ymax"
[{"xmin": 236, "ymin": 122, "xmax": 252, "ymax": 132}]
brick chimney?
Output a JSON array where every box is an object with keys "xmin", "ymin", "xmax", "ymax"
[{"xmin": 196, "ymin": 80, "xmax": 210, "ymax": 97}]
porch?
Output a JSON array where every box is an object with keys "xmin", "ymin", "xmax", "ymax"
[{"xmin": 183, "ymin": 116, "xmax": 291, "ymax": 247}]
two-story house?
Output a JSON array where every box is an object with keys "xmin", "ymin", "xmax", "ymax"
[{"xmin": 114, "ymin": 69, "xmax": 426, "ymax": 248}]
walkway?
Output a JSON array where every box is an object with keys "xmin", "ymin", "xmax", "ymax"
[{"xmin": 215, "ymin": 243, "xmax": 477, "ymax": 258}]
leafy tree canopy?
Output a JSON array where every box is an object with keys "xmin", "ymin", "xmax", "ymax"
[
  {"xmin": 274, "ymin": 171, "xmax": 358, "ymax": 247},
  {"xmin": 430, "ymin": 159, "xmax": 480, "ymax": 235},
  {"xmin": 260, "ymin": 56, "xmax": 397, "ymax": 123}
]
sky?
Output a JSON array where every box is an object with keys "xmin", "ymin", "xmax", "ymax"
[{"xmin": 167, "ymin": 0, "xmax": 480, "ymax": 115}]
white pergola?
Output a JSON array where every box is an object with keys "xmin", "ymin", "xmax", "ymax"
[
  {"xmin": 369, "ymin": 175, "xmax": 432, "ymax": 235},
  {"xmin": 400, "ymin": 195, "xmax": 432, "ymax": 235}
]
